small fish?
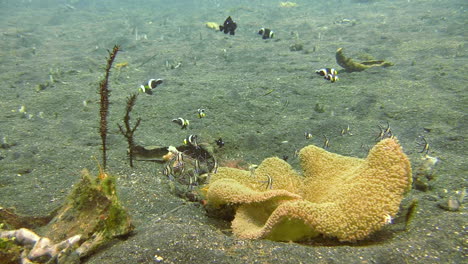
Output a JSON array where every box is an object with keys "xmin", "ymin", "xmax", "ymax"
[
  {"xmin": 189, "ymin": 173, "xmax": 198, "ymax": 189},
  {"xmin": 376, "ymin": 126, "xmax": 385, "ymax": 141},
  {"xmin": 341, "ymin": 125, "xmax": 353, "ymax": 136},
  {"xmin": 315, "ymin": 68, "xmax": 338, "ymax": 83},
  {"xmin": 139, "ymin": 78, "xmax": 163, "ymax": 95},
  {"xmin": 304, "ymin": 132, "xmax": 313, "ymax": 139},
  {"xmin": 175, "ymin": 151, "xmax": 184, "ymax": 165},
  {"xmin": 249, "ymin": 164, "xmax": 258, "ymax": 177},
  {"xmin": 376, "ymin": 122, "xmax": 393, "ymax": 141},
  {"xmin": 163, "ymin": 163, "xmax": 171, "ymax": 176},
  {"xmin": 211, "ymin": 157, "xmax": 219, "ymax": 173},
  {"xmin": 324, "ymin": 74, "xmax": 339, "ymax": 83},
  {"xmin": 417, "ymin": 136, "xmax": 430, "ymax": 155},
  {"xmin": 293, "ymin": 149, "xmax": 300, "ymax": 158},
  {"xmin": 219, "ymin": 16, "xmax": 237, "ymax": 35},
  {"xmin": 316, "ymin": 68, "xmax": 338, "ymax": 77},
  {"xmin": 258, "ymin": 28, "xmax": 274, "ymax": 39},
  {"xmin": 383, "ymin": 214, "xmax": 393, "ymax": 225},
  {"xmin": 215, "ymin": 137, "xmax": 225, "ymax": 148},
  {"xmin": 175, "ymin": 164, "xmax": 185, "ymax": 176},
  {"xmin": 383, "ymin": 123, "xmax": 392, "ymax": 135},
  {"xmin": 259, "ymin": 175, "xmax": 273, "ymax": 190},
  {"xmin": 163, "ymin": 163, "xmax": 174, "ymax": 181},
  {"xmin": 322, "ymin": 135, "xmax": 330, "ymax": 149},
  {"xmin": 184, "ymin": 134, "xmax": 198, "ymax": 147},
  {"xmin": 172, "ymin": 117, "xmax": 189, "ymax": 129},
  {"xmin": 197, "ymin": 108, "xmax": 206, "ymax": 119},
  {"xmin": 170, "ymin": 152, "xmax": 185, "ymax": 175},
  {"xmin": 194, "ymin": 159, "xmax": 201, "ymax": 175}
]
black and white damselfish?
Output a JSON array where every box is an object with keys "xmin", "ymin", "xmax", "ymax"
[{"xmin": 219, "ymin": 16, "xmax": 237, "ymax": 35}]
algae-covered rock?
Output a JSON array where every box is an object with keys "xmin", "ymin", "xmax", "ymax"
[
  {"xmin": 0, "ymin": 169, "xmax": 134, "ymax": 263},
  {"xmin": 336, "ymin": 48, "xmax": 394, "ymax": 72},
  {"xmin": 42, "ymin": 169, "xmax": 134, "ymax": 255}
]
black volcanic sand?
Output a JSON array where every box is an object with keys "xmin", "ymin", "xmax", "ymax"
[{"xmin": 0, "ymin": 0, "xmax": 466, "ymax": 263}]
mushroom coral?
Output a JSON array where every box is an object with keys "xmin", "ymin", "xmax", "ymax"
[{"xmin": 206, "ymin": 138, "xmax": 412, "ymax": 242}]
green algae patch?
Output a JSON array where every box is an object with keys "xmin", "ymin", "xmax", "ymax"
[
  {"xmin": 44, "ymin": 169, "xmax": 134, "ymax": 244},
  {"xmin": 0, "ymin": 237, "xmax": 22, "ymax": 264}
]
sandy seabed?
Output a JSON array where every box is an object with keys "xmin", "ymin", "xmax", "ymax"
[{"xmin": 0, "ymin": 0, "xmax": 466, "ymax": 263}]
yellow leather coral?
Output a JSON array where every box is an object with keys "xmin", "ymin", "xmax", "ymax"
[{"xmin": 206, "ymin": 138, "xmax": 412, "ymax": 242}]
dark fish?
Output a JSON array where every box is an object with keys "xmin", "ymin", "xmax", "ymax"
[
  {"xmin": 258, "ymin": 28, "xmax": 274, "ymax": 39},
  {"xmin": 219, "ymin": 16, "xmax": 237, "ymax": 35},
  {"xmin": 215, "ymin": 138, "xmax": 225, "ymax": 148}
]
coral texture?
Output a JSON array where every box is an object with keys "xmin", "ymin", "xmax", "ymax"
[{"xmin": 206, "ymin": 138, "xmax": 412, "ymax": 242}]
